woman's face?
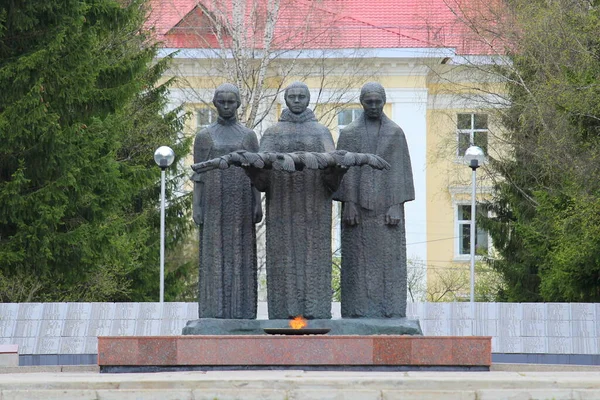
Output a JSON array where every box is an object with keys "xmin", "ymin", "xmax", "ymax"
[
  {"xmin": 213, "ymin": 92, "xmax": 239, "ymax": 119},
  {"xmin": 285, "ymin": 88, "xmax": 310, "ymax": 114},
  {"xmin": 361, "ymin": 92, "xmax": 385, "ymax": 120}
]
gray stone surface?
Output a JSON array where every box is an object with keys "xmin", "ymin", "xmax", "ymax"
[
  {"xmin": 134, "ymin": 320, "xmax": 161, "ymax": 336},
  {"xmin": 521, "ymin": 320, "xmax": 544, "ymax": 337},
  {"xmin": 42, "ymin": 303, "xmax": 67, "ymax": 320},
  {"xmin": 114, "ymin": 303, "xmax": 139, "ymax": 320},
  {"xmin": 3, "ymin": 302, "xmax": 600, "ymax": 356},
  {"xmin": 36, "ymin": 338, "xmax": 60, "ymax": 355},
  {"xmin": 499, "ymin": 303, "xmax": 522, "ymax": 321},
  {"xmin": 421, "ymin": 320, "xmax": 449, "ymax": 336},
  {"xmin": 59, "ymin": 337, "xmax": 85, "ymax": 354},
  {"xmin": 39, "ymin": 320, "xmax": 64, "ymax": 337},
  {"xmin": 14, "ymin": 320, "xmax": 40, "ymax": 337},
  {"xmin": 162, "ymin": 302, "xmax": 195, "ymax": 320},
  {"xmin": 474, "ymin": 320, "xmax": 497, "ymax": 336},
  {"xmin": 66, "ymin": 303, "xmax": 91, "ymax": 320},
  {"xmin": 573, "ymin": 338, "xmax": 598, "ymax": 354},
  {"xmin": 16, "ymin": 304, "xmax": 43, "ymax": 321},
  {"xmin": 192, "ymin": 83, "xmax": 260, "ymax": 320},
  {"xmin": 547, "ymin": 303, "xmax": 570, "ymax": 320},
  {"xmin": 62, "ymin": 320, "xmax": 87, "ymax": 337},
  {"xmin": 572, "ymin": 320, "xmax": 595, "ymax": 337},
  {"xmin": 109, "ymin": 320, "xmax": 135, "ymax": 336},
  {"xmin": 548, "ymin": 337, "xmax": 573, "ymax": 354},
  {"xmin": 138, "ymin": 303, "xmax": 162, "ymax": 320},
  {"xmin": 572, "ymin": 303, "xmax": 595, "ymax": 320},
  {"xmin": 547, "ymin": 321, "xmax": 570, "ymax": 337},
  {"xmin": 0, "ymin": 319, "xmax": 16, "ymax": 337},
  {"xmin": 159, "ymin": 319, "xmax": 187, "ymax": 335},
  {"xmin": 522, "ymin": 303, "xmax": 545, "ymax": 320},
  {"xmin": 498, "ymin": 337, "xmax": 523, "ymax": 353},
  {"xmin": 0, "ymin": 304, "xmax": 19, "ymax": 320},
  {"xmin": 522, "ymin": 337, "xmax": 546, "ymax": 353},
  {"xmin": 451, "ymin": 319, "xmax": 472, "ymax": 336},
  {"xmin": 90, "ymin": 303, "xmax": 115, "ymax": 320},
  {"xmin": 87, "ymin": 319, "xmax": 112, "ymax": 337},
  {"xmin": 182, "ymin": 318, "xmax": 423, "ymax": 336},
  {"xmin": 333, "ymin": 82, "xmax": 414, "ymax": 319}
]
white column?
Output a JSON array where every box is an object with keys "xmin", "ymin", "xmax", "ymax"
[{"xmin": 387, "ymin": 88, "xmax": 428, "ymax": 295}]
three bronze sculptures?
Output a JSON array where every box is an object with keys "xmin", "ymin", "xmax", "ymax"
[{"xmin": 191, "ymin": 81, "xmax": 414, "ymax": 322}]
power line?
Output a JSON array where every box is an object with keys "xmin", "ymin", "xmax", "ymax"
[{"xmin": 406, "ymin": 236, "xmax": 457, "ymax": 245}]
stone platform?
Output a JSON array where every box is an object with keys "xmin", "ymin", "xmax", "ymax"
[
  {"xmin": 97, "ymin": 335, "xmax": 491, "ymax": 372},
  {"xmin": 182, "ymin": 317, "xmax": 423, "ymax": 336}
]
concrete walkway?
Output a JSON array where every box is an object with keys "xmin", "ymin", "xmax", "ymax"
[{"xmin": 0, "ymin": 367, "xmax": 600, "ymax": 399}]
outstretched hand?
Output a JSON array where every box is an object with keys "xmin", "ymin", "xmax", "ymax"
[
  {"xmin": 343, "ymin": 202, "xmax": 360, "ymax": 226},
  {"xmin": 385, "ymin": 204, "xmax": 401, "ymax": 226}
]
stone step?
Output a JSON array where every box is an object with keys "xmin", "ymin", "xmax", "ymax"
[
  {"xmin": 0, "ymin": 371, "xmax": 600, "ymax": 399},
  {"xmin": 3, "ymin": 388, "xmax": 600, "ymax": 400}
]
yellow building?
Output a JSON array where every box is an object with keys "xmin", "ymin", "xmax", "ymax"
[{"xmin": 151, "ymin": 0, "xmax": 503, "ymax": 300}]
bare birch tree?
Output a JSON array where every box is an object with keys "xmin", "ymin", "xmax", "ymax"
[{"xmin": 159, "ymin": 0, "xmax": 376, "ymax": 132}]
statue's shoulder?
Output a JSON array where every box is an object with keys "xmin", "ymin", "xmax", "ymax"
[
  {"xmin": 194, "ymin": 126, "xmax": 214, "ymax": 147},
  {"xmin": 339, "ymin": 119, "xmax": 362, "ymax": 137},
  {"xmin": 237, "ymin": 123, "xmax": 256, "ymax": 137},
  {"xmin": 261, "ymin": 123, "xmax": 284, "ymax": 138},
  {"xmin": 240, "ymin": 125, "xmax": 259, "ymax": 151},
  {"xmin": 258, "ymin": 124, "xmax": 282, "ymax": 150},
  {"xmin": 312, "ymin": 120, "xmax": 332, "ymax": 135},
  {"xmin": 382, "ymin": 115, "xmax": 405, "ymax": 137}
]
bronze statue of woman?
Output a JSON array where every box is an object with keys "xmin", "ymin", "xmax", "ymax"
[
  {"xmin": 250, "ymin": 81, "xmax": 342, "ymax": 320},
  {"xmin": 334, "ymin": 82, "xmax": 415, "ymax": 318},
  {"xmin": 192, "ymin": 83, "xmax": 262, "ymax": 319}
]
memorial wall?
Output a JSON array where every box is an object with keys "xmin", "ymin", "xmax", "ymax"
[{"xmin": 0, "ymin": 302, "xmax": 598, "ymax": 356}]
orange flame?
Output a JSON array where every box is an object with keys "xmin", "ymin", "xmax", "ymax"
[{"xmin": 289, "ymin": 316, "xmax": 307, "ymax": 330}]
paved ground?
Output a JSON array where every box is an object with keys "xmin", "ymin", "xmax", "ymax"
[{"xmin": 0, "ymin": 366, "xmax": 600, "ymax": 399}]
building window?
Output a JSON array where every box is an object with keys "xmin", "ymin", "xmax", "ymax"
[
  {"xmin": 337, "ymin": 108, "xmax": 362, "ymax": 132},
  {"xmin": 196, "ymin": 107, "xmax": 217, "ymax": 129},
  {"xmin": 457, "ymin": 113, "xmax": 488, "ymax": 156},
  {"xmin": 456, "ymin": 204, "xmax": 489, "ymax": 256}
]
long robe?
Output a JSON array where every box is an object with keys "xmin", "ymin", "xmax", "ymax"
[
  {"xmin": 333, "ymin": 112, "xmax": 415, "ymax": 318},
  {"xmin": 253, "ymin": 109, "xmax": 339, "ymax": 319},
  {"xmin": 192, "ymin": 117, "xmax": 259, "ymax": 319}
]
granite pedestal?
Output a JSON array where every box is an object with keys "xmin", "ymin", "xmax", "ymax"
[{"xmin": 98, "ymin": 334, "xmax": 492, "ymax": 373}]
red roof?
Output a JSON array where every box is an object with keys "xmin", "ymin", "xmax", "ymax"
[{"xmin": 148, "ymin": 0, "xmax": 492, "ymax": 55}]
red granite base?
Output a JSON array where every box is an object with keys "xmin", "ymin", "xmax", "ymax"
[{"xmin": 98, "ymin": 336, "xmax": 491, "ymax": 370}]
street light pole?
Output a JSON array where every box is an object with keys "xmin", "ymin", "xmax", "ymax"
[
  {"xmin": 469, "ymin": 160, "xmax": 477, "ymax": 303},
  {"xmin": 464, "ymin": 145, "xmax": 485, "ymax": 303},
  {"xmin": 154, "ymin": 146, "xmax": 175, "ymax": 303},
  {"xmin": 159, "ymin": 167, "xmax": 166, "ymax": 303}
]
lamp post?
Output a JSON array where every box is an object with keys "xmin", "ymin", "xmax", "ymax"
[
  {"xmin": 154, "ymin": 146, "xmax": 175, "ymax": 303},
  {"xmin": 464, "ymin": 145, "xmax": 485, "ymax": 303}
]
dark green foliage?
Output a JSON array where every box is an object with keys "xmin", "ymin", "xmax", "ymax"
[
  {"xmin": 480, "ymin": 0, "xmax": 600, "ymax": 301},
  {"xmin": 0, "ymin": 0, "xmax": 193, "ymax": 301}
]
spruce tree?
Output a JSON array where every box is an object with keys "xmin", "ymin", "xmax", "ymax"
[{"xmin": 0, "ymin": 0, "xmax": 193, "ymax": 301}]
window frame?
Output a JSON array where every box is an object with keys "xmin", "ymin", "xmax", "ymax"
[
  {"xmin": 196, "ymin": 107, "xmax": 217, "ymax": 129},
  {"xmin": 337, "ymin": 108, "xmax": 362, "ymax": 133},
  {"xmin": 454, "ymin": 202, "xmax": 491, "ymax": 261},
  {"xmin": 456, "ymin": 113, "xmax": 489, "ymax": 158}
]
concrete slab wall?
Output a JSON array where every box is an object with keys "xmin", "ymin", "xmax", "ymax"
[{"xmin": 0, "ymin": 302, "xmax": 598, "ymax": 355}]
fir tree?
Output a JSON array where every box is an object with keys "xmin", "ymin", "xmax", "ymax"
[{"xmin": 0, "ymin": 0, "xmax": 193, "ymax": 301}]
